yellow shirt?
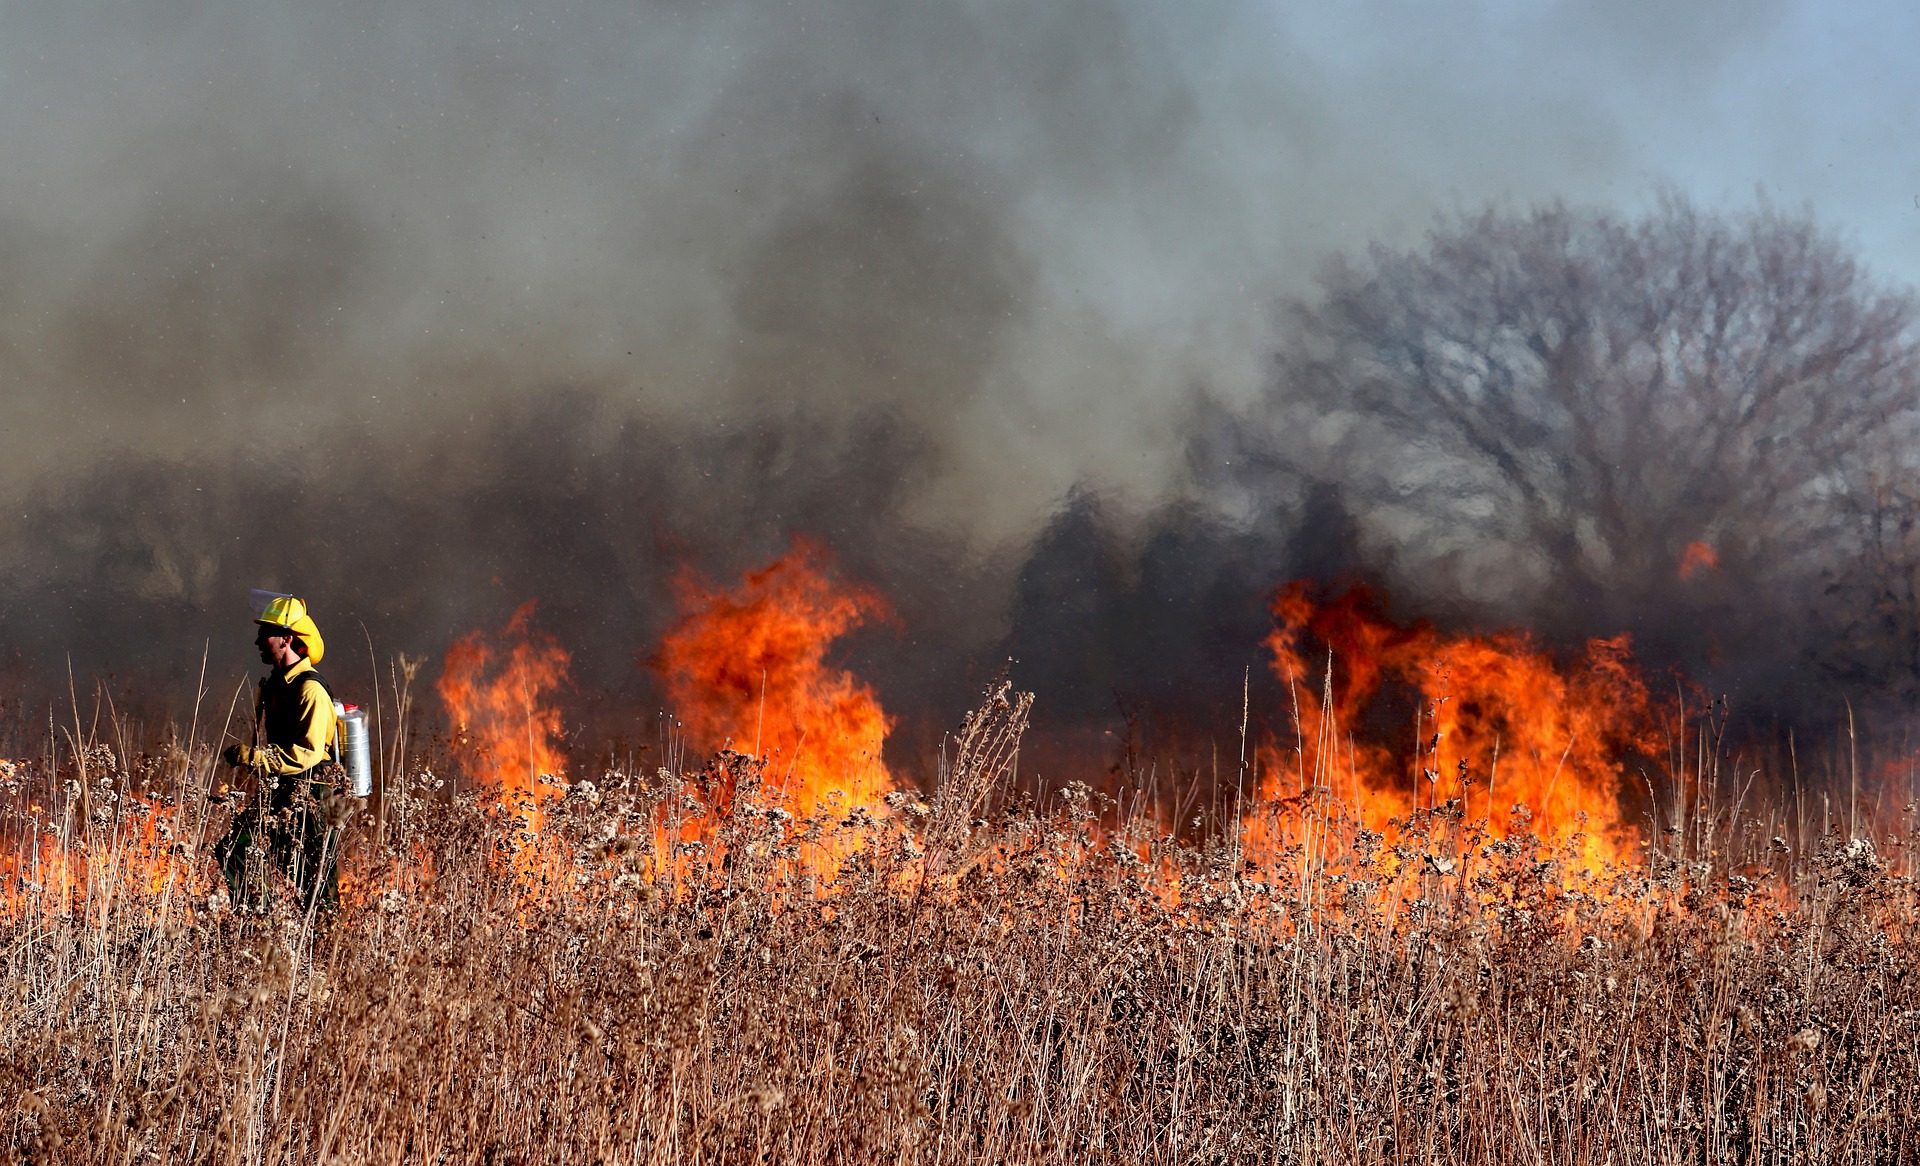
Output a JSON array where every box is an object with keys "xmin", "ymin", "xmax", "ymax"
[{"xmin": 251, "ymin": 657, "xmax": 338, "ymax": 777}]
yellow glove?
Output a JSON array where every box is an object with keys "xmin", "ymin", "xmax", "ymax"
[{"xmin": 222, "ymin": 743, "xmax": 255, "ymax": 769}]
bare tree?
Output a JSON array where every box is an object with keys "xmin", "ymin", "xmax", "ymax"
[{"xmin": 1272, "ymin": 196, "xmax": 1920, "ymax": 653}]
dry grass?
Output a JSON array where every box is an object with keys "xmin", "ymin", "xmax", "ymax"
[{"xmin": 3, "ymin": 687, "xmax": 1920, "ymax": 1165}]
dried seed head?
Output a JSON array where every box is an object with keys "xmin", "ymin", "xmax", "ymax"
[
  {"xmin": 1805, "ymin": 1080, "xmax": 1828, "ymax": 1111},
  {"xmin": 745, "ymin": 1085, "xmax": 784, "ymax": 1115}
]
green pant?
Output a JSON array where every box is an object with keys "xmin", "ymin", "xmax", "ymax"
[{"xmin": 216, "ymin": 788, "xmax": 340, "ymax": 916}]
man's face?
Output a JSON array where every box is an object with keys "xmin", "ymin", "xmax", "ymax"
[{"xmin": 255, "ymin": 624, "xmax": 296, "ymax": 667}]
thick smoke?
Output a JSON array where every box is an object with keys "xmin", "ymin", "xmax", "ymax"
[
  {"xmin": 1, "ymin": 391, "xmax": 1012, "ymax": 772},
  {"xmin": 0, "ymin": 0, "xmax": 1801, "ymax": 515},
  {"xmin": 11, "ymin": 0, "xmax": 1899, "ymax": 782},
  {"xmin": 1010, "ymin": 198, "xmax": 1920, "ymax": 771}
]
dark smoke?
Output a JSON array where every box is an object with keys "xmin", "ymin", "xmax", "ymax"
[
  {"xmin": 0, "ymin": 0, "xmax": 1803, "ymax": 516},
  {"xmin": 1006, "ymin": 197, "xmax": 1920, "ymax": 769},
  {"xmin": 0, "ymin": 391, "xmax": 1009, "ymax": 771},
  {"xmin": 13, "ymin": 0, "xmax": 1916, "ymax": 786},
  {"xmin": 12, "ymin": 193, "xmax": 1920, "ymax": 789}
]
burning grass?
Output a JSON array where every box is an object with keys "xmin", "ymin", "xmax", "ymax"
[
  {"xmin": 6, "ymin": 555, "xmax": 1920, "ymax": 1162},
  {"xmin": 4, "ymin": 685, "xmax": 1920, "ymax": 1165}
]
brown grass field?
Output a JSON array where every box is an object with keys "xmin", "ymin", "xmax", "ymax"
[{"xmin": 3, "ymin": 681, "xmax": 1919, "ymax": 1166}]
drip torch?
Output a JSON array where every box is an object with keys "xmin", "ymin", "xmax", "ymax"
[{"xmin": 334, "ymin": 702, "xmax": 373, "ymax": 798}]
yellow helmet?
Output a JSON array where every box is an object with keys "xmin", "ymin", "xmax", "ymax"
[{"xmin": 255, "ymin": 595, "xmax": 327, "ymax": 664}]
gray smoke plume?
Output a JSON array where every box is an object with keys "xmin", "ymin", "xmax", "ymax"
[
  {"xmin": 0, "ymin": 0, "xmax": 1800, "ymax": 520},
  {"xmin": 1, "ymin": 391, "xmax": 1014, "ymax": 771},
  {"xmin": 1007, "ymin": 196, "xmax": 1920, "ymax": 774},
  {"xmin": 10, "ymin": 0, "xmax": 1885, "ymax": 779}
]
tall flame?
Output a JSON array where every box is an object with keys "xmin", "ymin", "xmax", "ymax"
[
  {"xmin": 437, "ymin": 602, "xmax": 571, "ymax": 799},
  {"xmin": 1257, "ymin": 582, "xmax": 1657, "ymax": 869},
  {"xmin": 658, "ymin": 542, "xmax": 895, "ymax": 815}
]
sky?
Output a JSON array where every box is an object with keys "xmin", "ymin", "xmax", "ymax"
[{"xmin": 1, "ymin": 0, "xmax": 1917, "ymax": 545}]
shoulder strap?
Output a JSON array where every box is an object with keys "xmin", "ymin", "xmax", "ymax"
[
  {"xmin": 294, "ymin": 669, "xmax": 342, "ymax": 763},
  {"xmin": 299, "ymin": 668, "xmax": 334, "ymax": 703}
]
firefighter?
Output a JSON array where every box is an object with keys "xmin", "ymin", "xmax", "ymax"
[{"xmin": 217, "ymin": 596, "xmax": 344, "ymax": 915}]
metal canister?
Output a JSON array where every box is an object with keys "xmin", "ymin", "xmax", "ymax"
[{"xmin": 333, "ymin": 701, "xmax": 373, "ymax": 798}]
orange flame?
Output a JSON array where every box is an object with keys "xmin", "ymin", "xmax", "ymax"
[
  {"xmin": 658, "ymin": 543, "xmax": 895, "ymax": 815},
  {"xmin": 1679, "ymin": 540, "xmax": 1718, "ymax": 581},
  {"xmin": 1256, "ymin": 582, "xmax": 1658, "ymax": 870},
  {"xmin": 437, "ymin": 602, "xmax": 572, "ymax": 798},
  {"xmin": 1, "ymin": 785, "xmax": 204, "ymax": 922}
]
